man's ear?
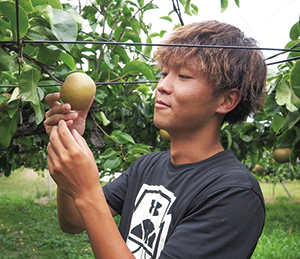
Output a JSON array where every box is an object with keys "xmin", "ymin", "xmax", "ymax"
[{"xmin": 216, "ymin": 89, "xmax": 242, "ymax": 115}]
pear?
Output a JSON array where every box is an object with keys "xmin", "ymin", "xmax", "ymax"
[
  {"xmin": 60, "ymin": 72, "xmax": 96, "ymax": 110},
  {"xmin": 160, "ymin": 129, "xmax": 171, "ymax": 142}
]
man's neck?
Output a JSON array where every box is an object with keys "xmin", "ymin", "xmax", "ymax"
[{"xmin": 169, "ymin": 128, "xmax": 224, "ymax": 165}]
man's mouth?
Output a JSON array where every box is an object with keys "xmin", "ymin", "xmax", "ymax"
[{"xmin": 155, "ymin": 100, "xmax": 171, "ymax": 108}]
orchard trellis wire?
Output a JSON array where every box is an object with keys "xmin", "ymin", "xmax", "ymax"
[{"xmin": 1, "ymin": 0, "xmax": 300, "ymax": 89}]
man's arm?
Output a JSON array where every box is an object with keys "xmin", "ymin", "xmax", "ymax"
[
  {"xmin": 56, "ymin": 187, "xmax": 85, "ymax": 233},
  {"xmin": 57, "ymin": 186, "xmax": 119, "ymax": 234},
  {"xmin": 74, "ymin": 187, "xmax": 135, "ymax": 259},
  {"xmin": 47, "ymin": 120, "xmax": 134, "ymax": 259}
]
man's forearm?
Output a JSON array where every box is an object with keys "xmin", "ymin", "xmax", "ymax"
[
  {"xmin": 75, "ymin": 187, "xmax": 135, "ymax": 259},
  {"xmin": 57, "ymin": 187, "xmax": 85, "ymax": 233}
]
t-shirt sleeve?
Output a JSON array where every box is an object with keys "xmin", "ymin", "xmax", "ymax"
[
  {"xmin": 102, "ymin": 170, "xmax": 130, "ymax": 215},
  {"xmin": 159, "ymin": 187, "xmax": 265, "ymax": 259}
]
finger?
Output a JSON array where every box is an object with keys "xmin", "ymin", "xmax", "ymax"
[
  {"xmin": 46, "ymin": 102, "xmax": 72, "ymax": 118},
  {"xmin": 48, "ymin": 124, "xmax": 69, "ymax": 157},
  {"xmin": 72, "ymin": 129, "xmax": 90, "ymax": 153},
  {"xmin": 46, "ymin": 141, "xmax": 57, "ymax": 160},
  {"xmin": 45, "ymin": 108, "xmax": 78, "ymax": 125},
  {"xmin": 57, "ymin": 120, "xmax": 81, "ymax": 150},
  {"xmin": 46, "ymin": 142, "xmax": 59, "ymax": 176},
  {"xmin": 45, "ymin": 92, "xmax": 61, "ymax": 108},
  {"xmin": 44, "ymin": 106, "xmax": 78, "ymax": 135},
  {"xmin": 47, "ymin": 154, "xmax": 54, "ymax": 175}
]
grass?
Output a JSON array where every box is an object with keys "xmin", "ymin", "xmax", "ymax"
[
  {"xmin": 0, "ymin": 168, "xmax": 300, "ymax": 258},
  {"xmin": 252, "ymin": 199, "xmax": 300, "ymax": 259}
]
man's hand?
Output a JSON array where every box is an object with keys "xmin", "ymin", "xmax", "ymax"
[
  {"xmin": 43, "ymin": 92, "xmax": 93, "ymax": 136},
  {"xmin": 47, "ymin": 120, "xmax": 100, "ymax": 200}
]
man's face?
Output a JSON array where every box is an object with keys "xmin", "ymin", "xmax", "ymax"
[{"xmin": 154, "ymin": 66, "xmax": 223, "ymax": 136}]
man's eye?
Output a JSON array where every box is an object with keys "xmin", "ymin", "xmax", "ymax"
[
  {"xmin": 161, "ymin": 72, "xmax": 168, "ymax": 77},
  {"xmin": 179, "ymin": 74, "xmax": 191, "ymax": 79}
]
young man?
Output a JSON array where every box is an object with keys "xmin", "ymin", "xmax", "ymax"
[{"xmin": 44, "ymin": 20, "xmax": 267, "ymax": 259}]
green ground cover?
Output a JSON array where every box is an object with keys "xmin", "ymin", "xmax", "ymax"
[{"xmin": 0, "ymin": 169, "xmax": 299, "ymax": 258}]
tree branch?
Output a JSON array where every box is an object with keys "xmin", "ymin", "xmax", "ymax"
[
  {"xmin": 3, "ymin": 43, "xmax": 63, "ymax": 84},
  {"xmin": 112, "ymin": 0, "xmax": 154, "ymax": 53}
]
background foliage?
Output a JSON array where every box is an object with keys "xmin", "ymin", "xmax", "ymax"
[{"xmin": 0, "ymin": 0, "xmax": 299, "ymax": 182}]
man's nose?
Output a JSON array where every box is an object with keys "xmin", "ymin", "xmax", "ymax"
[{"xmin": 156, "ymin": 75, "xmax": 173, "ymax": 94}]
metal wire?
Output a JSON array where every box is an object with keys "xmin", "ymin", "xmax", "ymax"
[
  {"xmin": 0, "ymin": 80, "xmax": 159, "ymax": 88},
  {"xmin": 1, "ymin": 40, "xmax": 300, "ymax": 53},
  {"xmin": 1, "ymin": 1, "xmax": 299, "ymax": 90}
]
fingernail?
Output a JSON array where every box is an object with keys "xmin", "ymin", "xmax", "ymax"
[
  {"xmin": 54, "ymin": 92, "xmax": 60, "ymax": 99},
  {"xmin": 69, "ymin": 112, "xmax": 77, "ymax": 119}
]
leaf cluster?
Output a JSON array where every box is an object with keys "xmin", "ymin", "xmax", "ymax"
[
  {"xmin": 0, "ymin": 0, "xmax": 299, "ymax": 183},
  {"xmin": 0, "ymin": 0, "xmax": 197, "ymax": 177}
]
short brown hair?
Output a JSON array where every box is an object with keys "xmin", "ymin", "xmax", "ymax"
[{"xmin": 154, "ymin": 20, "xmax": 267, "ymax": 124}]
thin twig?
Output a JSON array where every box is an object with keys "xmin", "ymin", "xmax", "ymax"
[
  {"xmin": 91, "ymin": 113, "xmax": 125, "ymax": 159},
  {"xmin": 3, "ymin": 43, "xmax": 63, "ymax": 84}
]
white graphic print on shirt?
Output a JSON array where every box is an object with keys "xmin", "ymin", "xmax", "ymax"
[{"xmin": 126, "ymin": 184, "xmax": 176, "ymax": 259}]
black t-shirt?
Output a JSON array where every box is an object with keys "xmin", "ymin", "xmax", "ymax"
[{"xmin": 103, "ymin": 150, "xmax": 265, "ymax": 259}]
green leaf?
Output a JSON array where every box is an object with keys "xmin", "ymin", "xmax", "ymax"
[
  {"xmin": 20, "ymin": 68, "xmax": 40, "ymax": 104},
  {"xmin": 0, "ymin": 112, "xmax": 20, "ymax": 148},
  {"xmin": 276, "ymin": 129, "xmax": 295, "ymax": 148},
  {"xmin": 0, "ymin": 1, "xmax": 29, "ymax": 38},
  {"xmin": 190, "ymin": 4, "xmax": 199, "ymax": 15},
  {"xmin": 160, "ymin": 16, "xmax": 172, "ymax": 22},
  {"xmin": 126, "ymin": 154, "xmax": 141, "ymax": 164},
  {"xmin": 113, "ymin": 46, "xmax": 130, "ymax": 63},
  {"xmin": 234, "ymin": 0, "xmax": 240, "ymax": 7},
  {"xmin": 139, "ymin": 36, "xmax": 152, "ymax": 62},
  {"xmin": 28, "ymin": 25, "xmax": 55, "ymax": 40},
  {"xmin": 264, "ymin": 94, "xmax": 281, "ymax": 116},
  {"xmin": 239, "ymin": 123, "xmax": 254, "ymax": 142},
  {"xmin": 65, "ymin": 8, "xmax": 84, "ymax": 29},
  {"xmin": 290, "ymin": 21, "xmax": 300, "ymax": 40},
  {"xmin": 0, "ymin": 48, "xmax": 17, "ymax": 71},
  {"xmin": 272, "ymin": 114, "xmax": 285, "ymax": 133},
  {"xmin": 122, "ymin": 61, "xmax": 154, "ymax": 81},
  {"xmin": 220, "ymin": 0, "xmax": 228, "ymax": 12},
  {"xmin": 224, "ymin": 129, "xmax": 232, "ymax": 149},
  {"xmin": 291, "ymin": 61, "xmax": 300, "ymax": 89},
  {"xmin": 52, "ymin": 9, "xmax": 78, "ymax": 52},
  {"xmin": 19, "ymin": 0, "xmax": 34, "ymax": 13},
  {"xmin": 100, "ymin": 148, "xmax": 119, "ymax": 159},
  {"xmin": 127, "ymin": 144, "xmax": 151, "ymax": 154},
  {"xmin": 60, "ymin": 52, "xmax": 76, "ymax": 70},
  {"xmin": 184, "ymin": 0, "xmax": 192, "ymax": 15},
  {"xmin": 276, "ymin": 81, "xmax": 299, "ymax": 112},
  {"xmin": 104, "ymin": 156, "xmax": 122, "ymax": 170},
  {"xmin": 111, "ymin": 130, "xmax": 135, "ymax": 144},
  {"xmin": 37, "ymin": 44, "xmax": 61, "ymax": 65},
  {"xmin": 31, "ymin": 0, "xmax": 62, "ymax": 10},
  {"xmin": 122, "ymin": 30, "xmax": 142, "ymax": 51},
  {"xmin": 6, "ymin": 87, "xmax": 20, "ymax": 118},
  {"xmin": 19, "ymin": 68, "xmax": 43, "ymax": 124},
  {"xmin": 34, "ymin": 5, "xmax": 53, "ymax": 27},
  {"xmin": 282, "ymin": 111, "xmax": 300, "ymax": 131},
  {"xmin": 104, "ymin": 52, "xmax": 116, "ymax": 70},
  {"xmin": 250, "ymin": 151, "xmax": 259, "ymax": 165},
  {"xmin": 129, "ymin": 147, "xmax": 150, "ymax": 155}
]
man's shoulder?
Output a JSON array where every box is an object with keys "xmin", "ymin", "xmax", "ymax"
[
  {"xmin": 135, "ymin": 151, "xmax": 170, "ymax": 165},
  {"xmin": 204, "ymin": 150, "xmax": 264, "ymax": 200}
]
